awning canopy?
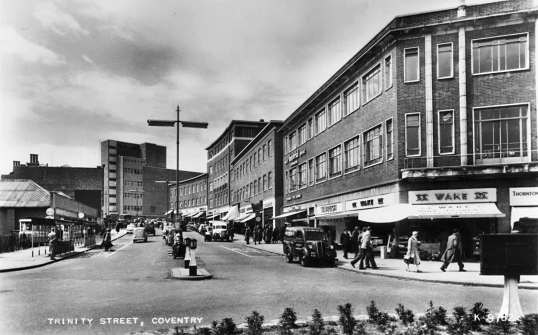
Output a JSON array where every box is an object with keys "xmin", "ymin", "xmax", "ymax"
[
  {"xmin": 272, "ymin": 209, "xmax": 306, "ymax": 220},
  {"xmin": 358, "ymin": 204, "xmax": 413, "ymax": 223},
  {"xmin": 239, "ymin": 213, "xmax": 256, "ymax": 223},
  {"xmin": 222, "ymin": 206, "xmax": 240, "ymax": 221},
  {"xmin": 206, "ymin": 214, "xmax": 219, "ymax": 220},
  {"xmin": 192, "ymin": 211, "xmax": 205, "ymax": 219},
  {"xmin": 408, "ymin": 203, "xmax": 505, "ymax": 219},
  {"xmin": 316, "ymin": 210, "xmax": 360, "ymax": 220},
  {"xmin": 164, "ymin": 209, "xmax": 174, "ymax": 215}
]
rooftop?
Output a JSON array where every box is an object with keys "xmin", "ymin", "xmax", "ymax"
[{"xmin": 0, "ymin": 180, "xmax": 50, "ymax": 208}]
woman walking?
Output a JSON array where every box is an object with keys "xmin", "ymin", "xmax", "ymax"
[{"xmin": 404, "ymin": 231, "xmax": 421, "ymax": 272}]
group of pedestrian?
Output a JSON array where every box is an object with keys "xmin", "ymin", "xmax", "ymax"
[
  {"xmin": 244, "ymin": 223, "xmax": 285, "ymax": 245},
  {"xmin": 348, "ymin": 226, "xmax": 378, "ymax": 270}
]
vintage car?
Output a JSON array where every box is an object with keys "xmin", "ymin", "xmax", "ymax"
[
  {"xmin": 133, "ymin": 227, "xmax": 148, "ymax": 243},
  {"xmin": 210, "ymin": 221, "xmax": 233, "ymax": 242},
  {"xmin": 282, "ymin": 226, "xmax": 337, "ymax": 267}
]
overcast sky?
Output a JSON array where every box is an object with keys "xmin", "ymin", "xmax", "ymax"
[{"xmin": 0, "ymin": 0, "xmax": 498, "ymax": 175}]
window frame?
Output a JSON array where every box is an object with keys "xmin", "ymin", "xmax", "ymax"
[
  {"xmin": 362, "ymin": 62, "xmax": 382, "ymax": 104},
  {"xmin": 314, "ymin": 152, "xmax": 328, "ymax": 184},
  {"xmin": 298, "ymin": 162, "xmax": 308, "ymax": 189},
  {"xmin": 315, "ymin": 108, "xmax": 327, "ymax": 134},
  {"xmin": 385, "ymin": 118, "xmax": 394, "ymax": 161},
  {"xmin": 327, "ymin": 97, "xmax": 342, "ymax": 127},
  {"xmin": 437, "ymin": 109, "xmax": 455, "ymax": 155},
  {"xmin": 343, "ymin": 135, "xmax": 361, "ymax": 174},
  {"xmin": 363, "ymin": 123, "xmax": 384, "ymax": 168},
  {"xmin": 384, "ymin": 54, "xmax": 393, "ymax": 90},
  {"xmin": 343, "ymin": 81, "xmax": 359, "ymax": 117},
  {"xmin": 403, "ymin": 47, "xmax": 420, "ymax": 83},
  {"xmin": 328, "ymin": 144, "xmax": 343, "ymax": 179},
  {"xmin": 437, "ymin": 42, "xmax": 454, "ymax": 79},
  {"xmin": 298, "ymin": 123, "xmax": 307, "ymax": 145},
  {"xmin": 471, "ymin": 32, "xmax": 529, "ymax": 76},
  {"xmin": 405, "ymin": 113, "xmax": 422, "ymax": 157},
  {"xmin": 308, "ymin": 158, "xmax": 315, "ymax": 186}
]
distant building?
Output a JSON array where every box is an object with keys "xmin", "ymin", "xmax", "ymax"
[
  {"xmin": 169, "ymin": 173, "xmax": 207, "ymax": 221},
  {"xmin": 1, "ymin": 154, "xmax": 103, "ymax": 218},
  {"xmin": 100, "ymin": 140, "xmax": 200, "ymax": 217},
  {"xmin": 205, "ymin": 120, "xmax": 268, "ymax": 219}
]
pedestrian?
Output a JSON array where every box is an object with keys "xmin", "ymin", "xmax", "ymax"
[
  {"xmin": 102, "ymin": 228, "xmax": 112, "ymax": 251},
  {"xmin": 363, "ymin": 227, "xmax": 378, "ymax": 269},
  {"xmin": 350, "ymin": 227, "xmax": 366, "ymax": 269},
  {"xmin": 340, "ymin": 229, "xmax": 351, "ymax": 259},
  {"xmin": 245, "ymin": 225, "xmax": 251, "ymax": 244},
  {"xmin": 272, "ymin": 225, "xmax": 279, "ymax": 243},
  {"xmin": 48, "ymin": 228, "xmax": 57, "ymax": 260},
  {"xmin": 265, "ymin": 224, "xmax": 272, "ymax": 244},
  {"xmin": 254, "ymin": 224, "xmax": 262, "ymax": 245},
  {"xmin": 351, "ymin": 226, "xmax": 361, "ymax": 258},
  {"xmin": 404, "ymin": 231, "xmax": 421, "ymax": 272},
  {"xmin": 440, "ymin": 228, "xmax": 465, "ymax": 272}
]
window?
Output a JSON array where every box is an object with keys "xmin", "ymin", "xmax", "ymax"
[
  {"xmin": 364, "ymin": 125, "xmax": 383, "ymax": 166},
  {"xmin": 327, "ymin": 98, "xmax": 341, "ymax": 126},
  {"xmin": 438, "ymin": 110, "xmax": 455, "ymax": 154},
  {"xmin": 344, "ymin": 136, "xmax": 360, "ymax": 172},
  {"xmin": 254, "ymin": 180, "xmax": 258, "ymax": 194},
  {"xmin": 298, "ymin": 124, "xmax": 307, "ymax": 145},
  {"xmin": 298, "ymin": 163, "xmax": 307, "ymax": 188},
  {"xmin": 267, "ymin": 140, "xmax": 272, "ymax": 156},
  {"xmin": 384, "ymin": 55, "xmax": 392, "ymax": 88},
  {"xmin": 307, "ymin": 118, "xmax": 313, "ymax": 139},
  {"xmin": 288, "ymin": 131, "xmax": 297, "ymax": 151},
  {"xmin": 404, "ymin": 47, "xmax": 419, "ymax": 82},
  {"xmin": 308, "ymin": 159, "xmax": 314, "ymax": 185},
  {"xmin": 263, "ymin": 145, "xmax": 267, "ymax": 160},
  {"xmin": 283, "ymin": 136, "xmax": 288, "ymax": 154},
  {"xmin": 473, "ymin": 104, "xmax": 529, "ymax": 162},
  {"xmin": 343, "ymin": 84, "xmax": 359, "ymax": 117},
  {"xmin": 315, "ymin": 109, "xmax": 327, "ymax": 134},
  {"xmin": 258, "ymin": 148, "xmax": 262, "ymax": 164},
  {"xmin": 437, "ymin": 43, "xmax": 453, "ymax": 79},
  {"xmin": 315, "ymin": 153, "xmax": 327, "ymax": 182},
  {"xmin": 472, "ymin": 34, "xmax": 528, "ymax": 74},
  {"xmin": 268, "ymin": 172, "xmax": 272, "ymax": 189},
  {"xmin": 250, "ymin": 182, "xmax": 253, "ymax": 196},
  {"xmin": 328, "ymin": 145, "xmax": 342, "ymax": 177},
  {"xmin": 363, "ymin": 64, "xmax": 382, "ymax": 102},
  {"xmin": 258, "ymin": 177, "xmax": 262, "ymax": 193},
  {"xmin": 405, "ymin": 114, "xmax": 421, "ymax": 156},
  {"xmin": 386, "ymin": 119, "xmax": 393, "ymax": 160},
  {"xmin": 253, "ymin": 152, "xmax": 257, "ymax": 167},
  {"xmin": 263, "ymin": 174, "xmax": 267, "ymax": 191},
  {"xmin": 289, "ymin": 168, "xmax": 297, "ymax": 192}
]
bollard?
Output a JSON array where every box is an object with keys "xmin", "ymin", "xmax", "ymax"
[
  {"xmin": 184, "ymin": 246, "xmax": 191, "ymax": 269},
  {"xmin": 189, "ymin": 248, "xmax": 197, "ymax": 276}
]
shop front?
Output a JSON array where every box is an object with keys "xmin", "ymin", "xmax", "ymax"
[{"xmin": 509, "ymin": 187, "xmax": 538, "ymax": 230}]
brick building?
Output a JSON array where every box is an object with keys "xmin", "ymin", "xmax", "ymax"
[
  {"xmin": 205, "ymin": 120, "xmax": 268, "ymax": 219},
  {"xmin": 278, "ymin": 0, "xmax": 538, "ymax": 258},
  {"xmin": 169, "ymin": 173, "xmax": 207, "ymax": 222},
  {"xmin": 229, "ymin": 121, "xmax": 284, "ymax": 227}
]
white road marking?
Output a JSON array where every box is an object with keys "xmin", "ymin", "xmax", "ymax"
[
  {"xmin": 105, "ymin": 241, "xmax": 133, "ymax": 258},
  {"xmin": 221, "ymin": 246, "xmax": 252, "ymax": 257}
]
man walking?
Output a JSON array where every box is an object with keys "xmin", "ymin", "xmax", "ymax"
[
  {"xmin": 340, "ymin": 229, "xmax": 351, "ymax": 259},
  {"xmin": 440, "ymin": 228, "xmax": 465, "ymax": 272},
  {"xmin": 350, "ymin": 227, "xmax": 366, "ymax": 269},
  {"xmin": 350, "ymin": 226, "xmax": 361, "ymax": 258}
]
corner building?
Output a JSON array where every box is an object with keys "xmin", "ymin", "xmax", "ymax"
[{"xmin": 279, "ymin": 0, "xmax": 538, "ymax": 259}]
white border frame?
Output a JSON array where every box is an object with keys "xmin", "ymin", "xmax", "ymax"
[
  {"xmin": 470, "ymin": 32, "xmax": 530, "ymax": 76},
  {"xmin": 437, "ymin": 109, "xmax": 456, "ymax": 155},
  {"xmin": 437, "ymin": 42, "xmax": 454, "ymax": 79},
  {"xmin": 362, "ymin": 62, "xmax": 383, "ymax": 104},
  {"xmin": 403, "ymin": 46, "xmax": 420, "ymax": 83},
  {"xmin": 405, "ymin": 112, "xmax": 422, "ymax": 157},
  {"xmin": 363, "ymin": 123, "xmax": 384, "ymax": 168}
]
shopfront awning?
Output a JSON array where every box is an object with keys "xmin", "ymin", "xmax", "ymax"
[
  {"xmin": 358, "ymin": 204, "xmax": 413, "ymax": 223},
  {"xmin": 408, "ymin": 203, "xmax": 505, "ymax": 219},
  {"xmin": 316, "ymin": 210, "xmax": 360, "ymax": 220},
  {"xmin": 164, "ymin": 209, "xmax": 174, "ymax": 215},
  {"xmin": 222, "ymin": 206, "xmax": 240, "ymax": 221},
  {"xmin": 192, "ymin": 211, "xmax": 205, "ymax": 219},
  {"xmin": 239, "ymin": 213, "xmax": 256, "ymax": 223},
  {"xmin": 271, "ymin": 209, "xmax": 306, "ymax": 220}
]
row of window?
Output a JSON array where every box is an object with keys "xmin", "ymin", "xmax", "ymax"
[
  {"xmin": 176, "ymin": 197, "xmax": 206, "ymax": 209},
  {"xmin": 123, "ymin": 193, "xmax": 143, "ymax": 199},
  {"xmin": 233, "ymin": 139, "xmax": 273, "ymax": 181},
  {"xmin": 210, "ymin": 192, "xmax": 229, "ymax": 208},
  {"xmin": 178, "ymin": 182, "xmax": 206, "ymax": 196},
  {"xmin": 232, "ymin": 172, "xmax": 273, "ymax": 203},
  {"xmin": 123, "ymin": 205, "xmax": 142, "ymax": 212},
  {"xmin": 123, "ymin": 167, "xmax": 141, "ymax": 175},
  {"xmin": 124, "ymin": 181, "xmax": 143, "ymax": 187},
  {"xmin": 209, "ymin": 155, "xmax": 229, "ymax": 176},
  {"xmin": 209, "ymin": 173, "xmax": 228, "ymax": 192}
]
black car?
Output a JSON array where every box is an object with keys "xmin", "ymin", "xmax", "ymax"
[
  {"xmin": 282, "ymin": 226, "xmax": 337, "ymax": 267},
  {"xmin": 144, "ymin": 224, "xmax": 156, "ymax": 236}
]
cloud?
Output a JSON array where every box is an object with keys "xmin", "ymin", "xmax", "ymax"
[
  {"xmin": 81, "ymin": 54, "xmax": 95, "ymax": 65},
  {"xmin": 0, "ymin": 26, "xmax": 65, "ymax": 65},
  {"xmin": 33, "ymin": 2, "xmax": 89, "ymax": 36}
]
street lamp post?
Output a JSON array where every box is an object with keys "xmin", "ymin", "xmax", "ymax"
[{"xmin": 148, "ymin": 105, "xmax": 208, "ymax": 232}]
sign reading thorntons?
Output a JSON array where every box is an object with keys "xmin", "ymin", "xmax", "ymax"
[
  {"xmin": 509, "ymin": 187, "xmax": 538, "ymax": 206},
  {"xmin": 409, "ymin": 188, "xmax": 496, "ymax": 204}
]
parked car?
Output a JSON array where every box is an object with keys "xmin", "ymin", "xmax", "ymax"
[
  {"xmin": 282, "ymin": 226, "xmax": 337, "ymax": 267},
  {"xmin": 210, "ymin": 221, "xmax": 232, "ymax": 241},
  {"xmin": 126, "ymin": 223, "xmax": 135, "ymax": 234},
  {"xmin": 144, "ymin": 224, "xmax": 155, "ymax": 236},
  {"xmin": 133, "ymin": 227, "xmax": 147, "ymax": 243}
]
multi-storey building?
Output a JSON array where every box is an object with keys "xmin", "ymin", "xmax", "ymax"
[
  {"xmin": 279, "ymin": 0, "xmax": 538, "ymax": 258},
  {"xmin": 229, "ymin": 121, "xmax": 284, "ymax": 227},
  {"xmin": 100, "ymin": 140, "xmax": 200, "ymax": 217},
  {"xmin": 206, "ymin": 120, "xmax": 268, "ymax": 219},
  {"xmin": 169, "ymin": 173, "xmax": 207, "ymax": 221}
]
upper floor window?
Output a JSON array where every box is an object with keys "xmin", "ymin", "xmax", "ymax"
[
  {"xmin": 327, "ymin": 98, "xmax": 341, "ymax": 126},
  {"xmin": 268, "ymin": 171, "xmax": 272, "ymax": 189},
  {"xmin": 437, "ymin": 43, "xmax": 453, "ymax": 79},
  {"xmin": 364, "ymin": 125, "xmax": 383, "ymax": 166},
  {"xmin": 288, "ymin": 131, "xmax": 297, "ymax": 152},
  {"xmin": 405, "ymin": 113, "xmax": 421, "ymax": 156},
  {"xmin": 404, "ymin": 47, "xmax": 420, "ymax": 82},
  {"xmin": 386, "ymin": 119, "xmax": 394, "ymax": 160},
  {"xmin": 263, "ymin": 144, "xmax": 267, "ymax": 160},
  {"xmin": 263, "ymin": 174, "xmax": 267, "ymax": 191},
  {"xmin": 258, "ymin": 148, "xmax": 262, "ymax": 164},
  {"xmin": 363, "ymin": 64, "xmax": 382, "ymax": 102},
  {"xmin": 343, "ymin": 84, "xmax": 359, "ymax": 117},
  {"xmin": 438, "ymin": 110, "xmax": 455, "ymax": 155},
  {"xmin": 472, "ymin": 34, "xmax": 528, "ymax": 75},
  {"xmin": 384, "ymin": 55, "xmax": 393, "ymax": 89},
  {"xmin": 315, "ymin": 153, "xmax": 327, "ymax": 182},
  {"xmin": 315, "ymin": 109, "xmax": 327, "ymax": 134},
  {"xmin": 298, "ymin": 123, "xmax": 307, "ymax": 145},
  {"xmin": 344, "ymin": 136, "xmax": 360, "ymax": 172},
  {"xmin": 298, "ymin": 163, "xmax": 307, "ymax": 188},
  {"xmin": 267, "ymin": 140, "xmax": 272, "ymax": 156},
  {"xmin": 308, "ymin": 159, "xmax": 314, "ymax": 185},
  {"xmin": 328, "ymin": 145, "xmax": 342, "ymax": 177},
  {"xmin": 307, "ymin": 118, "xmax": 314, "ymax": 139}
]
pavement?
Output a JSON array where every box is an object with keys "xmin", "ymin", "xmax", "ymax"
[
  {"xmin": 0, "ymin": 229, "xmax": 127, "ymax": 272},
  {"xmin": 234, "ymin": 233, "xmax": 538, "ymax": 290}
]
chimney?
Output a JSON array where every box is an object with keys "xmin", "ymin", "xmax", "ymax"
[
  {"xmin": 259, "ymin": 119, "xmax": 265, "ymax": 122},
  {"xmin": 13, "ymin": 161, "xmax": 20, "ymax": 170},
  {"xmin": 29, "ymin": 153, "xmax": 39, "ymax": 166}
]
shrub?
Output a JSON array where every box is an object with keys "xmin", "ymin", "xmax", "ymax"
[
  {"xmin": 309, "ymin": 309, "xmax": 324, "ymax": 335},
  {"xmin": 279, "ymin": 307, "xmax": 297, "ymax": 335},
  {"xmin": 395, "ymin": 303, "xmax": 415, "ymax": 326},
  {"xmin": 354, "ymin": 320, "xmax": 367, "ymax": 335},
  {"xmin": 423, "ymin": 301, "xmax": 447, "ymax": 327},
  {"xmin": 469, "ymin": 302, "xmax": 489, "ymax": 331},
  {"xmin": 402, "ymin": 320, "xmax": 439, "ymax": 335},
  {"xmin": 517, "ymin": 314, "xmax": 538, "ymax": 335},
  {"xmin": 485, "ymin": 318, "xmax": 514, "ymax": 335},
  {"xmin": 196, "ymin": 327, "xmax": 211, "ymax": 335},
  {"xmin": 337, "ymin": 303, "xmax": 356, "ymax": 335},
  {"xmin": 366, "ymin": 300, "xmax": 396, "ymax": 329},
  {"xmin": 367, "ymin": 300, "xmax": 380, "ymax": 322},
  {"xmin": 245, "ymin": 311, "xmax": 264, "ymax": 335},
  {"xmin": 446, "ymin": 307, "xmax": 471, "ymax": 335},
  {"xmin": 211, "ymin": 318, "xmax": 237, "ymax": 335}
]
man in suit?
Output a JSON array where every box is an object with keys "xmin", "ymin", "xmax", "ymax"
[
  {"xmin": 340, "ymin": 229, "xmax": 351, "ymax": 259},
  {"xmin": 440, "ymin": 228, "xmax": 465, "ymax": 272},
  {"xmin": 350, "ymin": 226, "xmax": 361, "ymax": 258}
]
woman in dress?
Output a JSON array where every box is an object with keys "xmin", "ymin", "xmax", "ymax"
[{"xmin": 405, "ymin": 231, "xmax": 421, "ymax": 272}]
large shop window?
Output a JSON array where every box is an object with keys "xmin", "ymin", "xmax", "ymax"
[
  {"xmin": 437, "ymin": 43, "xmax": 453, "ymax": 79},
  {"xmin": 438, "ymin": 110, "xmax": 455, "ymax": 154},
  {"xmin": 474, "ymin": 104, "xmax": 529, "ymax": 163},
  {"xmin": 364, "ymin": 125, "xmax": 383, "ymax": 166},
  {"xmin": 298, "ymin": 163, "xmax": 307, "ymax": 188},
  {"xmin": 472, "ymin": 34, "xmax": 528, "ymax": 74},
  {"xmin": 405, "ymin": 113, "xmax": 421, "ymax": 156},
  {"xmin": 386, "ymin": 119, "xmax": 393, "ymax": 160},
  {"xmin": 315, "ymin": 109, "xmax": 327, "ymax": 134},
  {"xmin": 328, "ymin": 145, "xmax": 342, "ymax": 177},
  {"xmin": 343, "ymin": 84, "xmax": 359, "ymax": 116},
  {"xmin": 328, "ymin": 98, "xmax": 341, "ymax": 126},
  {"xmin": 363, "ymin": 64, "xmax": 382, "ymax": 103},
  {"xmin": 344, "ymin": 136, "xmax": 360, "ymax": 172},
  {"xmin": 404, "ymin": 47, "xmax": 420, "ymax": 82},
  {"xmin": 315, "ymin": 153, "xmax": 327, "ymax": 182}
]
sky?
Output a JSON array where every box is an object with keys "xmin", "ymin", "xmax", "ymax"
[{"xmin": 0, "ymin": 0, "xmax": 498, "ymax": 175}]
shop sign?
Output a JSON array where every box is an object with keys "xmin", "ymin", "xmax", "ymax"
[
  {"xmin": 409, "ymin": 188, "xmax": 496, "ymax": 204},
  {"xmin": 509, "ymin": 187, "xmax": 538, "ymax": 206},
  {"xmin": 345, "ymin": 193, "xmax": 397, "ymax": 211},
  {"xmin": 315, "ymin": 203, "xmax": 344, "ymax": 216}
]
